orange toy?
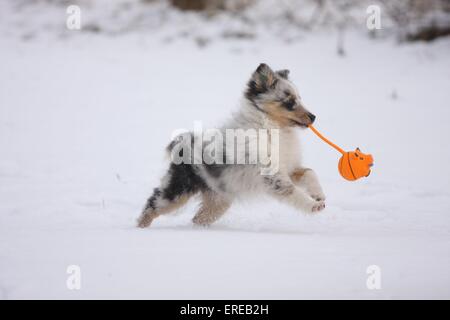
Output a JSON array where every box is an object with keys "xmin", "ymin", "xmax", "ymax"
[{"xmin": 308, "ymin": 125, "xmax": 374, "ymax": 181}]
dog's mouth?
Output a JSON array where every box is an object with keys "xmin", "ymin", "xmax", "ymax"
[{"xmin": 290, "ymin": 119, "xmax": 310, "ymax": 128}]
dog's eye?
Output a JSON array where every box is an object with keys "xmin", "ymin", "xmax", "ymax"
[{"xmin": 283, "ymin": 99, "xmax": 296, "ymax": 111}]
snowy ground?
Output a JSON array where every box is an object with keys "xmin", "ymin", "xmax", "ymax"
[{"xmin": 1, "ymin": 3, "xmax": 450, "ymax": 299}]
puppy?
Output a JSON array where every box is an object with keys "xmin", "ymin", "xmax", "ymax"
[{"xmin": 137, "ymin": 63, "xmax": 325, "ymax": 228}]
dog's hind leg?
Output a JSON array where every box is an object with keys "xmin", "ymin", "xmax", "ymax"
[
  {"xmin": 137, "ymin": 163, "xmax": 206, "ymax": 228},
  {"xmin": 290, "ymin": 168, "xmax": 325, "ymax": 201},
  {"xmin": 137, "ymin": 189, "xmax": 192, "ymax": 228},
  {"xmin": 192, "ymin": 190, "xmax": 232, "ymax": 226}
]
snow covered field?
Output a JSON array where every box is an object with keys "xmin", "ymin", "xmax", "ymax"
[{"xmin": 1, "ymin": 2, "xmax": 450, "ymax": 299}]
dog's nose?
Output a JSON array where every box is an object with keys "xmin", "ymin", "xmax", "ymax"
[{"xmin": 307, "ymin": 113, "xmax": 316, "ymax": 123}]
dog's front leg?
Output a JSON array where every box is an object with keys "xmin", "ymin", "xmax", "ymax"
[
  {"xmin": 263, "ymin": 174, "xmax": 325, "ymax": 213},
  {"xmin": 290, "ymin": 168, "xmax": 326, "ymax": 202}
]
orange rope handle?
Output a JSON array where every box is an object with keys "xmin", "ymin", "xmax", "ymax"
[{"xmin": 308, "ymin": 125, "xmax": 345, "ymax": 155}]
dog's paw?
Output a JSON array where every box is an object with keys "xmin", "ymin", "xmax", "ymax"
[
  {"xmin": 137, "ymin": 212, "xmax": 157, "ymax": 228},
  {"xmin": 307, "ymin": 185, "xmax": 326, "ymax": 202},
  {"xmin": 310, "ymin": 200, "xmax": 326, "ymax": 213},
  {"xmin": 310, "ymin": 192, "xmax": 326, "ymax": 202},
  {"xmin": 192, "ymin": 215, "xmax": 214, "ymax": 227}
]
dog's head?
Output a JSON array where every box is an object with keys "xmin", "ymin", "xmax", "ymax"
[{"xmin": 245, "ymin": 63, "xmax": 316, "ymax": 128}]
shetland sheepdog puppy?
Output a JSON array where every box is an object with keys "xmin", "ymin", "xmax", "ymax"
[{"xmin": 138, "ymin": 63, "xmax": 325, "ymax": 228}]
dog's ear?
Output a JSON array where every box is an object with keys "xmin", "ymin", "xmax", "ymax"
[
  {"xmin": 251, "ymin": 63, "xmax": 277, "ymax": 89},
  {"xmin": 276, "ymin": 69, "xmax": 290, "ymax": 79}
]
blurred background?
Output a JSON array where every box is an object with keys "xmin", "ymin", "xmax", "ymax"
[{"xmin": 1, "ymin": 0, "xmax": 449, "ymax": 44}]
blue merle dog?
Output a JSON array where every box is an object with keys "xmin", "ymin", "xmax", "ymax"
[{"xmin": 137, "ymin": 63, "xmax": 325, "ymax": 228}]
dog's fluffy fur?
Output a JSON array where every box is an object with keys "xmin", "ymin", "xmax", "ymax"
[{"xmin": 137, "ymin": 63, "xmax": 325, "ymax": 228}]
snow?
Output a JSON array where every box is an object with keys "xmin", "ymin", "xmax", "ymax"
[{"xmin": 1, "ymin": 1, "xmax": 450, "ymax": 299}]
